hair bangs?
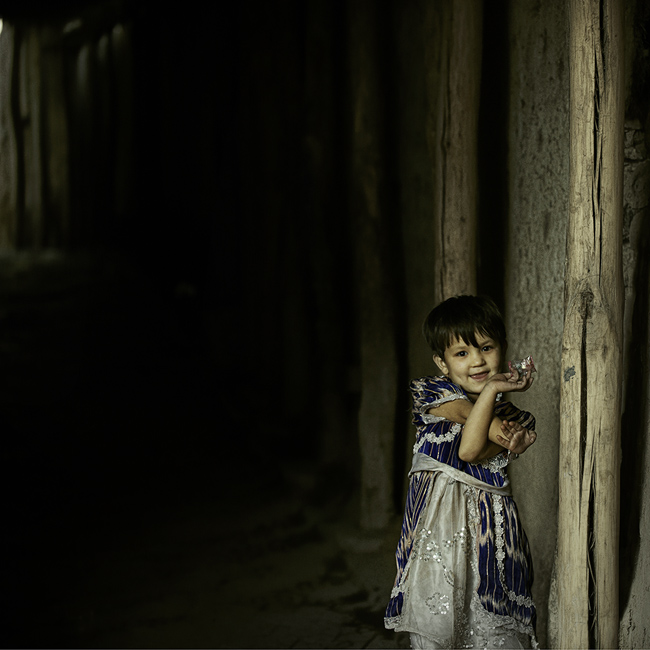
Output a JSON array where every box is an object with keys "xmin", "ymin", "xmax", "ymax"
[{"xmin": 423, "ymin": 295, "xmax": 507, "ymax": 357}]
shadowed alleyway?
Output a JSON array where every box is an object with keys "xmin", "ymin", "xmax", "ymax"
[{"xmin": 1, "ymin": 253, "xmax": 407, "ymax": 649}]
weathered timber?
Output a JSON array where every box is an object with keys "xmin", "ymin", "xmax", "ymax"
[
  {"xmin": 304, "ymin": 0, "xmax": 350, "ymax": 467},
  {"xmin": 349, "ymin": 0, "xmax": 399, "ymax": 530},
  {"xmin": 0, "ymin": 23, "xmax": 19, "ymax": 248},
  {"xmin": 423, "ymin": 0, "xmax": 482, "ymax": 303},
  {"xmin": 111, "ymin": 22, "xmax": 134, "ymax": 222},
  {"xmin": 0, "ymin": 15, "xmax": 135, "ymax": 251},
  {"xmin": 41, "ymin": 25, "xmax": 70, "ymax": 247},
  {"xmin": 558, "ymin": 0, "xmax": 624, "ymax": 648},
  {"xmin": 19, "ymin": 25, "xmax": 44, "ymax": 247}
]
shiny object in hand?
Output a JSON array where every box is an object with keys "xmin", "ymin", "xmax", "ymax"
[{"xmin": 508, "ymin": 355, "xmax": 537, "ymax": 376}]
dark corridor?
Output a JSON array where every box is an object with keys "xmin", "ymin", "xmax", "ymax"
[
  {"xmin": 1, "ymin": 253, "xmax": 398, "ymax": 648},
  {"xmin": 0, "ymin": 0, "xmax": 399, "ymax": 647}
]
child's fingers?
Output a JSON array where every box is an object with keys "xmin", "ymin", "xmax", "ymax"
[
  {"xmin": 500, "ymin": 422, "xmax": 513, "ymax": 437},
  {"xmin": 508, "ymin": 363, "xmax": 520, "ymax": 381}
]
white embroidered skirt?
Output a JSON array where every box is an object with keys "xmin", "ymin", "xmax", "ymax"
[{"xmin": 391, "ymin": 473, "xmax": 535, "ymax": 649}]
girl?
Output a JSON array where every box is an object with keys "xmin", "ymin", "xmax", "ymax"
[{"xmin": 384, "ymin": 295, "xmax": 539, "ymax": 649}]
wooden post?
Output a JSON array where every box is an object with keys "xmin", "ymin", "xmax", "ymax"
[
  {"xmin": 303, "ymin": 0, "xmax": 349, "ymax": 468},
  {"xmin": 349, "ymin": 0, "xmax": 399, "ymax": 530},
  {"xmin": 558, "ymin": 0, "xmax": 624, "ymax": 648},
  {"xmin": 19, "ymin": 25, "xmax": 44, "ymax": 248},
  {"xmin": 423, "ymin": 0, "xmax": 482, "ymax": 302},
  {"xmin": 0, "ymin": 22, "xmax": 19, "ymax": 248},
  {"xmin": 40, "ymin": 25, "xmax": 70, "ymax": 248}
]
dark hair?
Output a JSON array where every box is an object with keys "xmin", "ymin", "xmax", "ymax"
[{"xmin": 422, "ymin": 295, "xmax": 507, "ymax": 357}]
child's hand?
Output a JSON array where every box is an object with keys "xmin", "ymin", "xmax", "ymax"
[
  {"xmin": 496, "ymin": 419, "xmax": 537, "ymax": 455},
  {"xmin": 486, "ymin": 369, "xmax": 535, "ymax": 395}
]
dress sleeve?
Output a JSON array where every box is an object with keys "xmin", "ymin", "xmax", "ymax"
[
  {"xmin": 410, "ymin": 376, "xmax": 470, "ymax": 427},
  {"xmin": 494, "ymin": 400, "xmax": 536, "ymax": 431}
]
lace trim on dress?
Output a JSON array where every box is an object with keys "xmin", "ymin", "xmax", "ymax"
[
  {"xmin": 384, "ymin": 615, "xmax": 401, "ymax": 630},
  {"xmin": 492, "ymin": 496, "xmax": 535, "ymax": 608},
  {"xmin": 422, "ymin": 412, "xmax": 445, "ymax": 425},
  {"xmin": 413, "ymin": 422, "xmax": 462, "ymax": 454},
  {"xmin": 467, "ymin": 490, "xmax": 538, "ymax": 648},
  {"xmin": 469, "ymin": 590, "xmax": 539, "ymax": 649},
  {"xmin": 418, "ymin": 393, "xmax": 469, "ymax": 416},
  {"xmin": 458, "ymin": 487, "xmax": 481, "ymax": 646},
  {"xmin": 478, "ymin": 451, "xmax": 510, "ymax": 479}
]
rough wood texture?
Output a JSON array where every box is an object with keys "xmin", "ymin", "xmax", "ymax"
[
  {"xmin": 558, "ymin": 0, "xmax": 624, "ymax": 647},
  {"xmin": 0, "ymin": 16, "xmax": 134, "ymax": 251},
  {"xmin": 618, "ymin": 118, "xmax": 650, "ymax": 650},
  {"xmin": 423, "ymin": 0, "xmax": 482, "ymax": 302},
  {"xmin": 349, "ymin": 0, "xmax": 399, "ymax": 530},
  {"xmin": 0, "ymin": 23, "xmax": 18, "ymax": 248},
  {"xmin": 303, "ymin": 0, "xmax": 351, "ymax": 467},
  {"xmin": 19, "ymin": 26, "xmax": 43, "ymax": 247},
  {"xmin": 41, "ymin": 25, "xmax": 70, "ymax": 247}
]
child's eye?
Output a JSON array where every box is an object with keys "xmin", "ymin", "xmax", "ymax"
[
  {"xmin": 456, "ymin": 351, "xmax": 468, "ymax": 357},
  {"xmin": 482, "ymin": 345, "xmax": 493, "ymax": 352}
]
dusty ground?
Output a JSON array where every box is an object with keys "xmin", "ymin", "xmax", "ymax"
[
  {"xmin": 1, "ymin": 253, "xmax": 409, "ymax": 649},
  {"xmin": 6, "ymin": 457, "xmax": 408, "ymax": 649}
]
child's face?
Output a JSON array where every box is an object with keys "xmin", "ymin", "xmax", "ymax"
[{"xmin": 433, "ymin": 332, "xmax": 503, "ymax": 402}]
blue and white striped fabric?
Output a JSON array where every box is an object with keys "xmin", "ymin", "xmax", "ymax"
[{"xmin": 385, "ymin": 375, "xmax": 537, "ymax": 637}]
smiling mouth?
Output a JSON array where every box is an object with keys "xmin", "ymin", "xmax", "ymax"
[{"xmin": 470, "ymin": 372, "xmax": 489, "ymax": 381}]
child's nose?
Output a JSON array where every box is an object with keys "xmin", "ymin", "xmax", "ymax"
[{"xmin": 470, "ymin": 349, "xmax": 486, "ymax": 364}]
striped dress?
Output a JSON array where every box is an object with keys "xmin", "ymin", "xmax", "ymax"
[{"xmin": 384, "ymin": 376, "xmax": 538, "ymax": 649}]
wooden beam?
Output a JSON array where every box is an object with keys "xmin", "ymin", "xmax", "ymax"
[
  {"xmin": 40, "ymin": 25, "xmax": 70, "ymax": 248},
  {"xmin": 0, "ymin": 22, "xmax": 19, "ymax": 248},
  {"xmin": 558, "ymin": 0, "xmax": 624, "ymax": 647},
  {"xmin": 19, "ymin": 25, "xmax": 44, "ymax": 248},
  {"xmin": 349, "ymin": 0, "xmax": 399, "ymax": 530},
  {"xmin": 423, "ymin": 0, "xmax": 482, "ymax": 302}
]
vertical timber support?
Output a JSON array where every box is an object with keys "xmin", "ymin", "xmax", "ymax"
[
  {"xmin": 41, "ymin": 25, "xmax": 70, "ymax": 248},
  {"xmin": 304, "ymin": 0, "xmax": 349, "ymax": 467},
  {"xmin": 349, "ymin": 0, "xmax": 399, "ymax": 530},
  {"xmin": 558, "ymin": 0, "xmax": 624, "ymax": 648},
  {"xmin": 0, "ymin": 22, "xmax": 19, "ymax": 248},
  {"xmin": 20, "ymin": 25, "xmax": 44, "ymax": 248},
  {"xmin": 423, "ymin": 0, "xmax": 482, "ymax": 303}
]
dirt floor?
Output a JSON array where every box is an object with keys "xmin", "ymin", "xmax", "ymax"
[
  {"xmin": 1, "ymin": 253, "xmax": 409, "ymax": 649},
  {"xmin": 5, "ymin": 457, "xmax": 408, "ymax": 649}
]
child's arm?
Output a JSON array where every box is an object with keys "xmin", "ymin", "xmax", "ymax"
[
  {"xmin": 428, "ymin": 372, "xmax": 535, "ymax": 462},
  {"xmin": 460, "ymin": 372, "xmax": 534, "ymax": 462},
  {"xmin": 428, "ymin": 398, "xmax": 506, "ymax": 458}
]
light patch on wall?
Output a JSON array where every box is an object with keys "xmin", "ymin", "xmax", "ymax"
[
  {"xmin": 63, "ymin": 18, "xmax": 82, "ymax": 34},
  {"xmin": 0, "ymin": 19, "xmax": 3, "ymax": 36}
]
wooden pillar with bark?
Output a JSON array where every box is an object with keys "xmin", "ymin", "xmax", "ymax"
[
  {"xmin": 558, "ymin": 0, "xmax": 624, "ymax": 647},
  {"xmin": 349, "ymin": 0, "xmax": 399, "ymax": 530},
  {"xmin": 423, "ymin": 0, "xmax": 482, "ymax": 303},
  {"xmin": 0, "ymin": 15, "xmax": 133, "ymax": 251},
  {"xmin": 0, "ymin": 22, "xmax": 19, "ymax": 247}
]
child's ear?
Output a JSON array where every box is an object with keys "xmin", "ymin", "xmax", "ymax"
[{"xmin": 433, "ymin": 354, "xmax": 448, "ymax": 375}]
